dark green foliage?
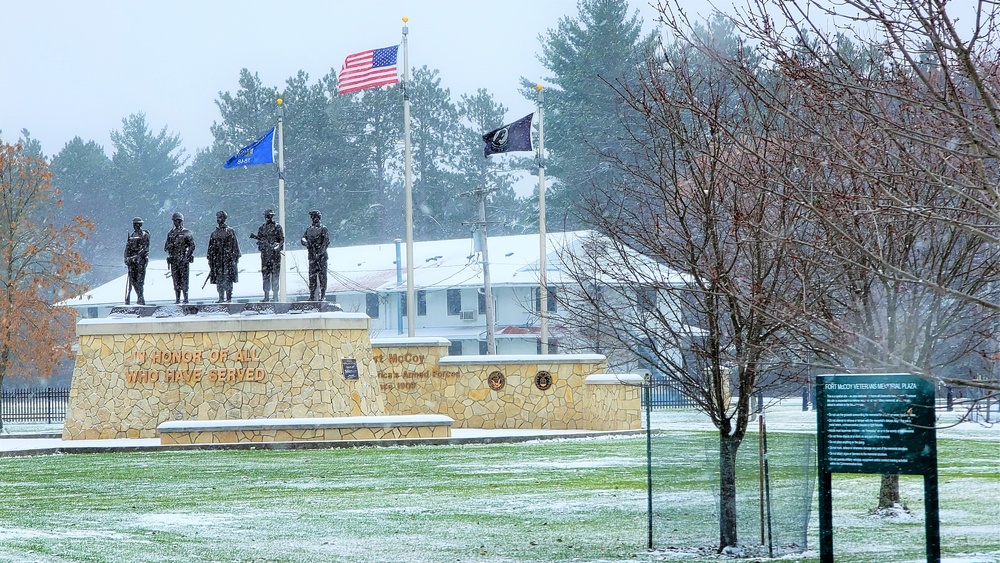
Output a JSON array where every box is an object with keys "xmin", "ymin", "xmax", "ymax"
[
  {"xmin": 458, "ymin": 89, "xmax": 532, "ymax": 235},
  {"xmin": 187, "ymin": 69, "xmax": 280, "ymax": 237},
  {"xmin": 281, "ymin": 70, "xmax": 378, "ymax": 244},
  {"xmin": 110, "ymin": 113, "xmax": 187, "ymax": 227},
  {"xmin": 14, "ymin": 129, "xmax": 46, "ymax": 160},
  {"xmin": 47, "ymin": 115, "xmax": 187, "ymax": 286},
  {"xmin": 51, "ymin": 137, "xmax": 119, "ymax": 283},
  {"xmin": 408, "ymin": 67, "xmax": 474, "ymax": 240},
  {"xmin": 349, "ymin": 83, "xmax": 405, "ymax": 241},
  {"xmin": 525, "ymin": 0, "xmax": 655, "ymax": 230}
]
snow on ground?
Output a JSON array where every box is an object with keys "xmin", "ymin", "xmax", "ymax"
[
  {"xmin": 0, "ymin": 397, "xmax": 995, "ymax": 453},
  {"xmin": 0, "ymin": 400, "xmax": 996, "ymax": 562},
  {"xmin": 647, "ymin": 398, "xmax": 1000, "ymax": 442},
  {"xmin": 0, "ymin": 528, "xmax": 128, "ymax": 542}
]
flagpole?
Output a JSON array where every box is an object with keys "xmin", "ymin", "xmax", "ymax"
[
  {"xmin": 276, "ymin": 98, "xmax": 288, "ymax": 303},
  {"xmin": 403, "ymin": 17, "xmax": 416, "ymax": 336},
  {"xmin": 536, "ymin": 84, "xmax": 548, "ymax": 354},
  {"xmin": 478, "ymin": 190, "xmax": 496, "ymax": 354}
]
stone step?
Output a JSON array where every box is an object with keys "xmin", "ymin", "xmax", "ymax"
[{"xmin": 158, "ymin": 414, "xmax": 453, "ymax": 444}]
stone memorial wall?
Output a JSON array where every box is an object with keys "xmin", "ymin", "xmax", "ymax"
[
  {"xmin": 64, "ymin": 312, "xmax": 382, "ymax": 439},
  {"xmin": 64, "ymin": 316, "xmax": 643, "ymax": 442},
  {"xmin": 372, "ymin": 339, "xmax": 642, "ymax": 431}
]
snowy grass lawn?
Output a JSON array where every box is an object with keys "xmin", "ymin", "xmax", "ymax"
[
  {"xmin": 0, "ymin": 409, "xmax": 996, "ymax": 562},
  {"xmin": 2, "ymin": 440, "xmax": 650, "ymax": 563}
]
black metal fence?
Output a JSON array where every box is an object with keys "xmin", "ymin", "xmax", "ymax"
[
  {"xmin": 644, "ymin": 382, "xmax": 697, "ymax": 408},
  {"xmin": 1, "ymin": 387, "xmax": 69, "ymax": 423},
  {"xmin": 644, "ymin": 392, "xmax": 814, "ymax": 556}
]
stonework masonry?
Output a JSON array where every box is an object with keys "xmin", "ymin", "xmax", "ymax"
[
  {"xmin": 159, "ymin": 424, "xmax": 450, "ymax": 444},
  {"xmin": 157, "ymin": 415, "xmax": 454, "ymax": 445},
  {"xmin": 372, "ymin": 339, "xmax": 641, "ymax": 431},
  {"xmin": 64, "ymin": 313, "xmax": 382, "ymax": 439},
  {"xmin": 65, "ymin": 321, "xmax": 642, "ymax": 442}
]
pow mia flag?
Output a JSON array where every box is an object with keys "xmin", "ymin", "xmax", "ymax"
[{"xmin": 482, "ymin": 113, "xmax": 534, "ymax": 157}]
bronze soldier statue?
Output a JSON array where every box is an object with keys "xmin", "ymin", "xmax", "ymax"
[
  {"xmin": 164, "ymin": 212, "xmax": 195, "ymax": 304},
  {"xmin": 249, "ymin": 208, "xmax": 284, "ymax": 302},
  {"xmin": 207, "ymin": 210, "xmax": 241, "ymax": 303},
  {"xmin": 300, "ymin": 209, "xmax": 330, "ymax": 301},
  {"xmin": 124, "ymin": 216, "xmax": 150, "ymax": 305}
]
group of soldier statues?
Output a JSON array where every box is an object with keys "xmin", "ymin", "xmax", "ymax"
[{"xmin": 123, "ymin": 209, "xmax": 330, "ymax": 305}]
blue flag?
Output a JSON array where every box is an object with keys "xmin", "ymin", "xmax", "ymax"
[{"xmin": 223, "ymin": 128, "xmax": 275, "ymax": 168}]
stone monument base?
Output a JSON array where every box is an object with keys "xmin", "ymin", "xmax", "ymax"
[
  {"xmin": 64, "ymin": 308, "xmax": 642, "ymax": 443},
  {"xmin": 64, "ymin": 309, "xmax": 381, "ymax": 440}
]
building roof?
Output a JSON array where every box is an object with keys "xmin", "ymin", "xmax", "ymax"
[{"xmin": 63, "ymin": 230, "xmax": 687, "ymax": 308}]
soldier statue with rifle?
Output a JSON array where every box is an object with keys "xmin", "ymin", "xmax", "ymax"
[
  {"xmin": 124, "ymin": 216, "xmax": 150, "ymax": 305},
  {"xmin": 249, "ymin": 208, "xmax": 284, "ymax": 302},
  {"xmin": 164, "ymin": 212, "xmax": 196, "ymax": 304},
  {"xmin": 300, "ymin": 209, "xmax": 330, "ymax": 301}
]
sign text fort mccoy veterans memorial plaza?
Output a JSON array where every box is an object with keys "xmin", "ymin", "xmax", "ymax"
[
  {"xmin": 819, "ymin": 375, "xmax": 936, "ymax": 474},
  {"xmin": 816, "ymin": 373, "xmax": 940, "ymax": 563}
]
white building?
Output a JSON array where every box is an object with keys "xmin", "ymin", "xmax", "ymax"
[{"xmin": 63, "ymin": 230, "xmax": 689, "ymax": 358}]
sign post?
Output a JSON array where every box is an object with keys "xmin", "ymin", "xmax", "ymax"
[{"xmin": 816, "ymin": 373, "xmax": 940, "ymax": 563}]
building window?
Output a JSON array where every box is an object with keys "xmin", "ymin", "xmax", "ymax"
[
  {"xmin": 479, "ymin": 340, "xmax": 488, "ymax": 355},
  {"xmin": 639, "ymin": 288, "xmax": 657, "ymax": 315},
  {"xmin": 537, "ymin": 338, "xmax": 559, "ymax": 354},
  {"xmin": 478, "ymin": 291, "xmax": 486, "ymax": 314},
  {"xmin": 448, "ymin": 340, "xmax": 463, "ymax": 356},
  {"xmin": 366, "ymin": 293, "xmax": 380, "ymax": 318},
  {"xmin": 534, "ymin": 286, "xmax": 558, "ymax": 313},
  {"xmin": 87, "ymin": 307, "xmax": 99, "ymax": 319},
  {"xmin": 447, "ymin": 288, "xmax": 462, "ymax": 315},
  {"xmin": 401, "ymin": 290, "xmax": 426, "ymax": 317}
]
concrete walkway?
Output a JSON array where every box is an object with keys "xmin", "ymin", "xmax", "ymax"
[
  {"xmin": 0, "ymin": 427, "xmax": 645, "ymax": 457},
  {"xmin": 3, "ymin": 399, "xmax": 993, "ymax": 457}
]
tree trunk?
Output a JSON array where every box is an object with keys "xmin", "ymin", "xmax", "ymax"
[
  {"xmin": 719, "ymin": 433, "xmax": 741, "ymax": 550},
  {"xmin": 878, "ymin": 473, "xmax": 900, "ymax": 509}
]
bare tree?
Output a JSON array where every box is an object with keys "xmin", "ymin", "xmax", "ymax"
[
  {"xmin": 786, "ymin": 91, "xmax": 1000, "ymax": 508},
  {"xmin": 699, "ymin": 0, "xmax": 1000, "ymax": 509},
  {"xmin": 557, "ymin": 0, "xmax": 1000, "ymax": 545},
  {"xmin": 555, "ymin": 17, "xmax": 824, "ymax": 549},
  {"xmin": 639, "ymin": 1, "xmax": 1000, "ymax": 515},
  {"xmin": 714, "ymin": 0, "xmax": 1000, "ymax": 390}
]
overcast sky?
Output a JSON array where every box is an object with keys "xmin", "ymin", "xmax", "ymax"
[{"xmin": 1, "ymin": 0, "xmax": 676, "ymax": 160}]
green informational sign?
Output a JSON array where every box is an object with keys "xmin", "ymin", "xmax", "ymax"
[
  {"xmin": 815, "ymin": 373, "xmax": 940, "ymax": 563},
  {"xmin": 817, "ymin": 373, "xmax": 937, "ymax": 475}
]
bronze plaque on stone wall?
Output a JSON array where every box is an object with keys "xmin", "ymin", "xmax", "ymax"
[
  {"xmin": 342, "ymin": 358, "xmax": 359, "ymax": 380},
  {"xmin": 488, "ymin": 371, "xmax": 505, "ymax": 390},
  {"xmin": 535, "ymin": 371, "xmax": 552, "ymax": 391}
]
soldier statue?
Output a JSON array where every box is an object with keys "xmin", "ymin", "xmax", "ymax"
[
  {"xmin": 207, "ymin": 210, "xmax": 241, "ymax": 303},
  {"xmin": 124, "ymin": 216, "xmax": 150, "ymax": 305},
  {"xmin": 300, "ymin": 209, "xmax": 330, "ymax": 301},
  {"xmin": 249, "ymin": 209, "xmax": 284, "ymax": 302},
  {"xmin": 164, "ymin": 212, "xmax": 196, "ymax": 304}
]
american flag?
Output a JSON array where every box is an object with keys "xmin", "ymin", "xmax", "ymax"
[{"xmin": 338, "ymin": 45, "xmax": 399, "ymax": 94}]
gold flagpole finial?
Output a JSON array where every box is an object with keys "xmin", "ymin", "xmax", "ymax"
[
  {"xmin": 402, "ymin": 16, "xmax": 409, "ymax": 23},
  {"xmin": 276, "ymin": 98, "xmax": 283, "ymax": 106},
  {"xmin": 536, "ymin": 84, "xmax": 543, "ymax": 91}
]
